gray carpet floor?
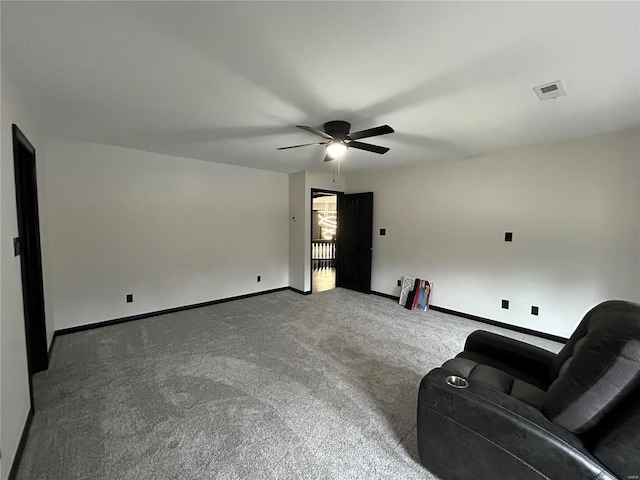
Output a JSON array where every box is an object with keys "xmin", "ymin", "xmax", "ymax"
[{"xmin": 17, "ymin": 288, "xmax": 563, "ymax": 479}]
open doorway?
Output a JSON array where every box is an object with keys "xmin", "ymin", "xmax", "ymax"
[{"xmin": 311, "ymin": 190, "xmax": 338, "ymax": 292}]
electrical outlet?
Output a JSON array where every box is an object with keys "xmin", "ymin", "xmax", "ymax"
[
  {"xmin": 397, "ymin": 279, "xmax": 402, "ymax": 287},
  {"xmin": 505, "ymin": 232, "xmax": 513, "ymax": 242},
  {"xmin": 501, "ymin": 299, "xmax": 509, "ymax": 309},
  {"xmin": 380, "ymin": 228, "xmax": 386, "ymax": 236},
  {"xmin": 257, "ymin": 275, "xmax": 261, "ymax": 282},
  {"xmin": 531, "ymin": 306, "xmax": 539, "ymax": 316},
  {"xmin": 126, "ymin": 294, "xmax": 133, "ymax": 303}
]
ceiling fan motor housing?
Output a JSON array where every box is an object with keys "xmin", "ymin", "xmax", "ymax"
[{"xmin": 323, "ymin": 120, "xmax": 351, "ymax": 141}]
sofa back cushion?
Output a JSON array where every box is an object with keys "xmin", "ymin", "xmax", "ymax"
[
  {"xmin": 542, "ymin": 300, "xmax": 640, "ymax": 434},
  {"xmin": 589, "ymin": 389, "xmax": 640, "ymax": 480}
]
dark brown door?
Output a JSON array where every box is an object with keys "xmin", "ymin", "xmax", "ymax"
[
  {"xmin": 13, "ymin": 124, "xmax": 49, "ymax": 382},
  {"xmin": 336, "ymin": 192, "xmax": 373, "ymax": 293}
]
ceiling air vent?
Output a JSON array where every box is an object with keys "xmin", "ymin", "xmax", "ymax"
[{"xmin": 533, "ymin": 80, "xmax": 566, "ymax": 101}]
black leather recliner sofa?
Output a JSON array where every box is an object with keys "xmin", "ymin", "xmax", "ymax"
[{"xmin": 417, "ymin": 300, "xmax": 640, "ymax": 480}]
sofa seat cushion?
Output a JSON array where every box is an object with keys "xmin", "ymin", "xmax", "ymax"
[{"xmin": 442, "ymin": 357, "xmax": 546, "ymax": 409}]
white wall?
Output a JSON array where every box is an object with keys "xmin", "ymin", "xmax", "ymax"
[
  {"xmin": 41, "ymin": 138, "xmax": 289, "ymax": 330},
  {"xmin": 1, "ymin": 72, "xmax": 54, "ymax": 480},
  {"xmin": 347, "ymin": 129, "xmax": 640, "ymax": 338},
  {"xmin": 288, "ymin": 171, "xmax": 344, "ymax": 292}
]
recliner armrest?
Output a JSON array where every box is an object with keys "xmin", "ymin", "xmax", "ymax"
[
  {"xmin": 417, "ymin": 368, "xmax": 617, "ymax": 480},
  {"xmin": 462, "ymin": 330, "xmax": 556, "ymax": 385}
]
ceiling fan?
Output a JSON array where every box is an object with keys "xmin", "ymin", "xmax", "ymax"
[{"xmin": 277, "ymin": 120, "xmax": 394, "ymax": 162}]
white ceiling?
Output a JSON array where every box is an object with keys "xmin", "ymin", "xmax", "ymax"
[{"xmin": 2, "ymin": 1, "xmax": 639, "ymax": 174}]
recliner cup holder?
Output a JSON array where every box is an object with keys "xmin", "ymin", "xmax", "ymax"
[{"xmin": 445, "ymin": 375, "xmax": 469, "ymax": 389}]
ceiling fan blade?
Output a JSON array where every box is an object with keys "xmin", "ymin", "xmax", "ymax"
[
  {"xmin": 347, "ymin": 141, "xmax": 390, "ymax": 154},
  {"xmin": 346, "ymin": 124, "xmax": 394, "ymax": 141},
  {"xmin": 277, "ymin": 141, "xmax": 329, "ymax": 150},
  {"xmin": 297, "ymin": 125, "xmax": 333, "ymax": 140}
]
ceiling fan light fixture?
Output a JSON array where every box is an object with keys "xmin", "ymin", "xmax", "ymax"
[{"xmin": 326, "ymin": 141, "xmax": 348, "ymax": 159}]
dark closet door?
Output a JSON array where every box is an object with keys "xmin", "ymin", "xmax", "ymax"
[
  {"xmin": 336, "ymin": 192, "xmax": 373, "ymax": 293},
  {"xmin": 13, "ymin": 124, "xmax": 49, "ymax": 377}
]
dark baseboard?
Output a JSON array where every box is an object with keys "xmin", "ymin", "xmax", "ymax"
[
  {"xmin": 48, "ymin": 333, "xmax": 57, "ymax": 361},
  {"xmin": 371, "ymin": 291, "xmax": 400, "ymax": 301},
  {"xmin": 56, "ymin": 287, "xmax": 289, "ymax": 336},
  {"xmin": 371, "ymin": 291, "xmax": 568, "ymax": 344},
  {"xmin": 429, "ymin": 305, "xmax": 568, "ymax": 343},
  {"xmin": 8, "ymin": 406, "xmax": 34, "ymax": 480},
  {"xmin": 54, "ymin": 286, "xmax": 568, "ymax": 341},
  {"xmin": 288, "ymin": 287, "xmax": 312, "ymax": 295}
]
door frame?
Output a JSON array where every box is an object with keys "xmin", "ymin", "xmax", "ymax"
[
  {"xmin": 12, "ymin": 124, "xmax": 49, "ymax": 410},
  {"xmin": 310, "ymin": 188, "xmax": 342, "ymax": 293}
]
